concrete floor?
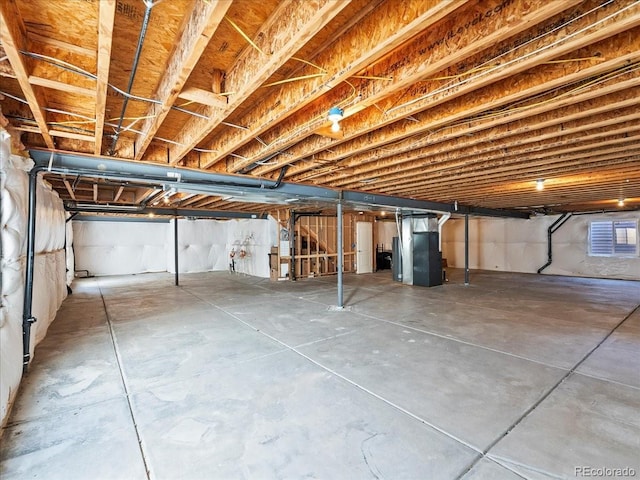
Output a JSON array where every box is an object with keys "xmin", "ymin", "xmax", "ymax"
[{"xmin": 1, "ymin": 269, "xmax": 639, "ymax": 479}]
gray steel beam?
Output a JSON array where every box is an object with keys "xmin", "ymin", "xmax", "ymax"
[
  {"xmin": 31, "ymin": 149, "xmax": 529, "ymax": 219},
  {"xmin": 341, "ymin": 191, "xmax": 529, "ymax": 219},
  {"xmin": 64, "ymin": 203, "xmax": 266, "ymax": 219}
]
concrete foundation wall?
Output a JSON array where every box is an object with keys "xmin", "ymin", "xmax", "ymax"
[{"xmin": 442, "ymin": 212, "xmax": 640, "ymax": 280}]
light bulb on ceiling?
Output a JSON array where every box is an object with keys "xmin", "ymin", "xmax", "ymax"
[
  {"xmin": 536, "ymin": 179, "xmax": 545, "ymax": 191},
  {"xmin": 328, "ymin": 106, "xmax": 344, "ymax": 132},
  {"xmin": 618, "ymin": 198, "xmax": 625, "ymax": 207}
]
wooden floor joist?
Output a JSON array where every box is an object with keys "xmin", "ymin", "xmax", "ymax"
[{"xmin": 2, "ymin": 0, "xmax": 638, "ymax": 213}]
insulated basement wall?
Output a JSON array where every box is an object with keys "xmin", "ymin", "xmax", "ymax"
[
  {"xmin": 441, "ymin": 212, "xmax": 640, "ymax": 280},
  {"xmin": 73, "ymin": 220, "xmax": 167, "ymax": 276},
  {"xmin": 73, "ymin": 217, "xmax": 277, "ymax": 278},
  {"xmin": 1, "ymin": 129, "xmax": 68, "ymax": 425},
  {"xmin": 166, "ymin": 218, "xmax": 276, "ymax": 278}
]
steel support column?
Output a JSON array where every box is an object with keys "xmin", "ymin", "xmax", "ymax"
[
  {"xmin": 337, "ymin": 200, "xmax": 344, "ymax": 308},
  {"xmin": 174, "ymin": 217, "xmax": 179, "ymax": 286},
  {"xmin": 464, "ymin": 214, "xmax": 470, "ymax": 286}
]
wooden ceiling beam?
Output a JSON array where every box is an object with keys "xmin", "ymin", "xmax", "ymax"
[
  {"xmin": 133, "ymin": 0, "xmax": 232, "ymax": 160},
  {"xmin": 405, "ymin": 171, "xmax": 640, "ymax": 208},
  {"xmin": 279, "ymin": 23, "xmax": 640, "ymax": 180},
  {"xmin": 0, "ymin": 0, "xmax": 54, "ymax": 148},
  {"xmin": 356, "ymin": 131, "xmax": 640, "ymax": 193},
  {"xmin": 427, "ymin": 175, "xmax": 640, "ymax": 205},
  {"xmin": 49, "ymin": 130, "xmax": 96, "ymax": 142},
  {"xmin": 63, "ymin": 179, "xmax": 76, "ymax": 201},
  {"xmin": 166, "ymin": 0, "xmax": 353, "ymax": 164},
  {"xmin": 235, "ymin": 0, "xmax": 587, "ymax": 174},
  {"xmin": 199, "ymin": 0, "xmax": 466, "ymax": 169},
  {"xmin": 333, "ymin": 98, "xmax": 640, "ymax": 187},
  {"xmin": 179, "ymin": 194, "xmax": 207, "ymax": 207},
  {"xmin": 95, "ymin": 0, "xmax": 116, "ymax": 156},
  {"xmin": 28, "ymin": 76, "xmax": 95, "ymax": 96},
  {"xmin": 113, "ymin": 186, "xmax": 124, "ymax": 203},
  {"xmin": 337, "ymin": 113, "xmax": 640, "ymax": 189},
  {"xmin": 27, "ymin": 32, "xmax": 97, "ymax": 59},
  {"xmin": 177, "ymin": 87, "xmax": 227, "ymax": 108},
  {"xmin": 295, "ymin": 62, "xmax": 640, "ymax": 185},
  {"xmin": 386, "ymin": 149, "xmax": 640, "ymax": 195}
]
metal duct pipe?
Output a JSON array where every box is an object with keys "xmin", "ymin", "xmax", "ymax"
[
  {"xmin": 30, "ymin": 150, "xmax": 335, "ymax": 200},
  {"xmin": 22, "ymin": 166, "xmax": 46, "ymax": 374},
  {"xmin": 437, "ymin": 213, "xmax": 451, "ymax": 252},
  {"xmin": 109, "ymin": 1, "xmax": 153, "ymax": 155},
  {"xmin": 267, "ymin": 165, "xmax": 289, "ymax": 189},
  {"xmin": 537, "ymin": 213, "xmax": 572, "ymax": 274}
]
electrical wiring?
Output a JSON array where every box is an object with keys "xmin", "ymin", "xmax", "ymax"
[
  {"xmin": 385, "ymin": 0, "xmax": 630, "ymax": 115},
  {"xmin": 225, "ymin": 15, "xmax": 267, "ymax": 56}
]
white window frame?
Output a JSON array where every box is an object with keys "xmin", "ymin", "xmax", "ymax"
[{"xmin": 588, "ymin": 219, "xmax": 639, "ymax": 257}]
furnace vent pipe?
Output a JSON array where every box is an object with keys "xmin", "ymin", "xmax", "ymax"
[{"xmin": 537, "ymin": 213, "xmax": 572, "ymax": 274}]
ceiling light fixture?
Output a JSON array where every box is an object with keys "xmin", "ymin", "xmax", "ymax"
[
  {"xmin": 618, "ymin": 198, "xmax": 625, "ymax": 207},
  {"xmin": 536, "ymin": 179, "xmax": 545, "ymax": 191},
  {"xmin": 328, "ymin": 106, "xmax": 344, "ymax": 132}
]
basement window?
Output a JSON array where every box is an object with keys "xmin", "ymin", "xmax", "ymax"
[{"xmin": 589, "ymin": 220, "xmax": 638, "ymax": 257}]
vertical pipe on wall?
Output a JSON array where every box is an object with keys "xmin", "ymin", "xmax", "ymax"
[
  {"xmin": 290, "ymin": 211, "xmax": 296, "ymax": 281},
  {"xmin": 22, "ymin": 167, "xmax": 42, "ymax": 374},
  {"xmin": 174, "ymin": 217, "xmax": 179, "ymax": 286},
  {"xmin": 464, "ymin": 214, "xmax": 470, "ymax": 285},
  {"xmin": 337, "ymin": 199, "xmax": 344, "ymax": 308}
]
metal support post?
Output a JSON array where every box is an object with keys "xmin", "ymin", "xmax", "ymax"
[
  {"xmin": 174, "ymin": 217, "xmax": 179, "ymax": 286},
  {"xmin": 337, "ymin": 199, "xmax": 344, "ymax": 308},
  {"xmin": 464, "ymin": 214, "xmax": 470, "ymax": 285}
]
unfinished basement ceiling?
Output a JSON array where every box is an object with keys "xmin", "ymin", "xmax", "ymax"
[{"xmin": 1, "ymin": 0, "xmax": 639, "ymax": 215}]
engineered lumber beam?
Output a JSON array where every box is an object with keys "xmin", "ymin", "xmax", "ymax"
[
  {"xmin": 294, "ymin": 54, "xmax": 640, "ymax": 184},
  {"xmin": 95, "ymin": 0, "xmax": 116, "ymax": 155},
  {"xmin": 28, "ymin": 76, "xmax": 95, "ymax": 97},
  {"xmin": 63, "ymin": 179, "xmax": 76, "ymax": 201},
  {"xmin": 113, "ymin": 185, "xmax": 124, "ymax": 203},
  {"xmin": 50, "ymin": 130, "xmax": 96, "ymax": 142},
  {"xmin": 363, "ymin": 130, "xmax": 640, "ymax": 192},
  {"xmin": 166, "ymin": 0, "xmax": 352, "ymax": 164},
  {"xmin": 336, "ymin": 109, "xmax": 640, "ymax": 189},
  {"xmin": 134, "ymin": 0, "xmax": 232, "ymax": 160},
  {"xmin": 236, "ymin": 0, "xmax": 584, "ymax": 174},
  {"xmin": 177, "ymin": 87, "xmax": 227, "ymax": 108},
  {"xmin": 386, "ymin": 148, "xmax": 640, "ymax": 195},
  {"xmin": 0, "ymin": 0, "xmax": 54, "ymax": 148},
  {"xmin": 275, "ymin": 8, "xmax": 640, "ymax": 179},
  {"xmin": 199, "ymin": 0, "xmax": 466, "ymax": 168}
]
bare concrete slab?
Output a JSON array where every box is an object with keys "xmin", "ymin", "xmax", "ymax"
[
  {"xmin": 298, "ymin": 322, "xmax": 566, "ymax": 450},
  {"xmin": 131, "ymin": 350, "xmax": 477, "ymax": 479},
  {"xmin": 9, "ymin": 324, "xmax": 124, "ymax": 422},
  {"xmin": 577, "ymin": 308, "xmax": 640, "ymax": 388},
  {"xmin": 111, "ymin": 308, "xmax": 286, "ymax": 392},
  {"xmin": 222, "ymin": 296, "xmax": 378, "ymax": 347},
  {"xmin": 461, "ymin": 458, "xmax": 523, "ymax": 479},
  {"xmin": 489, "ymin": 373, "xmax": 640, "ymax": 479},
  {"xmin": 0, "ymin": 398, "xmax": 147, "ymax": 480},
  {"xmin": 2, "ymin": 270, "xmax": 638, "ymax": 479}
]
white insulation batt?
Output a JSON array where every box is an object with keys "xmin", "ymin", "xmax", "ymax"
[
  {"xmin": 73, "ymin": 217, "xmax": 278, "ymax": 278},
  {"xmin": 1, "ymin": 129, "xmax": 68, "ymax": 424},
  {"xmin": 441, "ymin": 213, "xmax": 640, "ymax": 280}
]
